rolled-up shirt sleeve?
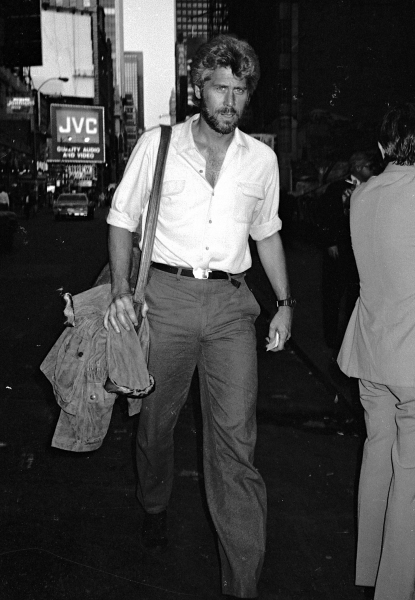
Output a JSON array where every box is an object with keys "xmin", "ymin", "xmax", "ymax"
[
  {"xmin": 249, "ymin": 150, "xmax": 282, "ymax": 241},
  {"xmin": 107, "ymin": 130, "xmax": 159, "ymax": 232}
]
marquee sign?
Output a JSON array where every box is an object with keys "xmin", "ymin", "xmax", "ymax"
[
  {"xmin": 48, "ymin": 104, "xmax": 105, "ymax": 163},
  {"xmin": 7, "ymin": 96, "xmax": 34, "ymax": 115}
]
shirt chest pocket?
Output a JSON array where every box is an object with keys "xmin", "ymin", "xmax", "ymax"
[
  {"xmin": 160, "ymin": 180, "xmax": 186, "ymax": 221},
  {"xmin": 162, "ymin": 180, "xmax": 186, "ymax": 199},
  {"xmin": 235, "ymin": 182, "xmax": 265, "ymax": 223}
]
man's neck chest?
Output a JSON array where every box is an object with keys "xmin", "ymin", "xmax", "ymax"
[{"xmin": 204, "ymin": 146, "xmax": 228, "ymax": 187}]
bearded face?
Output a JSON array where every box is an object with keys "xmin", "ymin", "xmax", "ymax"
[
  {"xmin": 196, "ymin": 67, "xmax": 249, "ymax": 135},
  {"xmin": 199, "ymin": 95, "xmax": 246, "ymax": 134}
]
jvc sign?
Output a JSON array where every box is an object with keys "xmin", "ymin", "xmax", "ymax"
[
  {"xmin": 59, "ymin": 116, "xmax": 98, "ymax": 137},
  {"xmin": 49, "ymin": 104, "xmax": 105, "ymax": 163}
]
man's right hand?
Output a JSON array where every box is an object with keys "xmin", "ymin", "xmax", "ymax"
[{"xmin": 104, "ymin": 293, "xmax": 138, "ymax": 333}]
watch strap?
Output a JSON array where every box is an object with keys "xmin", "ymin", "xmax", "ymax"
[{"xmin": 276, "ymin": 297, "xmax": 297, "ymax": 308}]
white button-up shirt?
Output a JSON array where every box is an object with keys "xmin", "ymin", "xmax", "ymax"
[{"xmin": 107, "ymin": 114, "xmax": 281, "ymax": 274}]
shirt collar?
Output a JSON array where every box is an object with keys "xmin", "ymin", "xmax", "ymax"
[
  {"xmin": 176, "ymin": 113, "xmax": 249, "ymax": 154},
  {"xmin": 384, "ymin": 162, "xmax": 415, "ymax": 173}
]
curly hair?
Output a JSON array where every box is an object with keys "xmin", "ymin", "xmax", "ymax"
[
  {"xmin": 190, "ymin": 34, "xmax": 260, "ymax": 102},
  {"xmin": 379, "ymin": 103, "xmax": 415, "ymax": 165}
]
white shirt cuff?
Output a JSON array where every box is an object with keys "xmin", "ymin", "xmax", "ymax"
[
  {"xmin": 250, "ymin": 215, "xmax": 282, "ymax": 241},
  {"xmin": 107, "ymin": 207, "xmax": 138, "ymax": 232}
]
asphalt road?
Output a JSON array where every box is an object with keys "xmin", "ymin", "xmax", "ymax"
[
  {"xmin": 0, "ymin": 206, "xmax": 357, "ymax": 432},
  {"xmin": 0, "ymin": 207, "xmax": 109, "ymax": 395},
  {"xmin": 0, "ymin": 209, "xmax": 367, "ymax": 600}
]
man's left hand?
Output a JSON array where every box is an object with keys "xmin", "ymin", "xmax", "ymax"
[{"xmin": 266, "ymin": 306, "xmax": 293, "ymax": 352}]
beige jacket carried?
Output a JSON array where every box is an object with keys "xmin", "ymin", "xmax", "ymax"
[{"xmin": 40, "ymin": 283, "xmax": 153, "ymax": 452}]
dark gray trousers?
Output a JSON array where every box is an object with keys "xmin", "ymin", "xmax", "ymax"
[{"xmin": 136, "ymin": 267, "xmax": 267, "ymax": 598}]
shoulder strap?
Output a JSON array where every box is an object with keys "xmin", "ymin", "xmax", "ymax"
[{"xmin": 133, "ymin": 125, "xmax": 172, "ymax": 304}]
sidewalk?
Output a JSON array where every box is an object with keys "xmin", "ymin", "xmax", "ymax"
[
  {"xmin": 0, "ymin": 218, "xmax": 367, "ymax": 600},
  {"xmin": 286, "ymin": 236, "xmax": 362, "ymax": 416},
  {"xmin": 0, "ymin": 327, "xmax": 365, "ymax": 600},
  {"xmin": 247, "ymin": 234, "xmax": 362, "ymax": 420}
]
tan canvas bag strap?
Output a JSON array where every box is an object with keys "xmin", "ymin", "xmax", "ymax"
[{"xmin": 133, "ymin": 125, "xmax": 172, "ymax": 305}]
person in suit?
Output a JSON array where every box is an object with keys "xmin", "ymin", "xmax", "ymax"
[{"xmin": 338, "ymin": 103, "xmax": 415, "ymax": 600}]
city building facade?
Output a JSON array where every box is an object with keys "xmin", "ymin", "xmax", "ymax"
[
  {"xmin": 29, "ymin": 0, "xmax": 116, "ymax": 196},
  {"xmin": 124, "ymin": 52, "xmax": 144, "ymax": 154},
  {"xmin": 101, "ymin": 0, "xmax": 127, "ymax": 182},
  {"xmin": 102, "ymin": 0, "xmax": 125, "ymax": 98},
  {"xmin": 0, "ymin": 0, "xmax": 42, "ymax": 205},
  {"xmin": 123, "ymin": 93, "xmax": 137, "ymax": 156}
]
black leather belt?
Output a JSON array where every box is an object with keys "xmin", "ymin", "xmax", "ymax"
[{"xmin": 151, "ymin": 262, "xmax": 243, "ymax": 286}]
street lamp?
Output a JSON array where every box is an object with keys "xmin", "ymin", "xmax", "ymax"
[
  {"xmin": 35, "ymin": 77, "xmax": 69, "ymax": 126},
  {"xmin": 37, "ymin": 76, "xmax": 69, "ymax": 91},
  {"xmin": 32, "ymin": 76, "xmax": 69, "ymax": 178}
]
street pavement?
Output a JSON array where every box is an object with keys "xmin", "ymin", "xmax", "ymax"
[{"xmin": 0, "ymin": 209, "xmax": 367, "ymax": 600}]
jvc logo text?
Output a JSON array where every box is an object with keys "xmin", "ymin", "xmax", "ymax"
[{"xmin": 58, "ymin": 117, "xmax": 98, "ymax": 135}]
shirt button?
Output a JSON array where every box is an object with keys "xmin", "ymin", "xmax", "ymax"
[
  {"xmin": 206, "ymin": 246, "xmax": 209, "ymax": 250},
  {"xmin": 209, "ymin": 220, "xmax": 212, "ymax": 223},
  {"xmin": 199, "ymin": 169, "xmax": 203, "ymax": 173}
]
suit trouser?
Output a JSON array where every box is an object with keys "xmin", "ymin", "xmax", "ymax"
[
  {"xmin": 135, "ymin": 268, "xmax": 267, "ymax": 598},
  {"xmin": 356, "ymin": 379, "xmax": 415, "ymax": 600}
]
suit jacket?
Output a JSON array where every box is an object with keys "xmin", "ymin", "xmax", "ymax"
[{"xmin": 338, "ymin": 163, "xmax": 415, "ymax": 385}]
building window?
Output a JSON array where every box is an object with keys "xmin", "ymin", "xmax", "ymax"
[{"xmin": 176, "ymin": 0, "xmax": 228, "ymax": 39}]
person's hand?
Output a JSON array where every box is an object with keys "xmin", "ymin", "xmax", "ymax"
[
  {"xmin": 104, "ymin": 293, "xmax": 139, "ymax": 333},
  {"xmin": 327, "ymin": 245, "xmax": 339, "ymax": 259},
  {"xmin": 141, "ymin": 301, "xmax": 149, "ymax": 319},
  {"xmin": 266, "ymin": 306, "xmax": 292, "ymax": 352}
]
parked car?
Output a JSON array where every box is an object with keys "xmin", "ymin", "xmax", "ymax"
[{"xmin": 53, "ymin": 193, "xmax": 95, "ymax": 220}]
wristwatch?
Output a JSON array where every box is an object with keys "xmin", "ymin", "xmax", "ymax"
[{"xmin": 276, "ymin": 297, "xmax": 297, "ymax": 308}]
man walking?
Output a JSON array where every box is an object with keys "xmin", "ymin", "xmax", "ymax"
[
  {"xmin": 105, "ymin": 35, "xmax": 293, "ymax": 599},
  {"xmin": 338, "ymin": 103, "xmax": 415, "ymax": 600}
]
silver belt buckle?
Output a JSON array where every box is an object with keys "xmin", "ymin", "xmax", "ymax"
[{"xmin": 193, "ymin": 267, "xmax": 212, "ymax": 279}]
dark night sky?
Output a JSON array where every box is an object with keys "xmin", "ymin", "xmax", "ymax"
[{"xmin": 229, "ymin": 0, "xmax": 415, "ymax": 129}]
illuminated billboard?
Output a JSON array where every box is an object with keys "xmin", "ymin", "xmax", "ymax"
[
  {"xmin": 7, "ymin": 96, "xmax": 35, "ymax": 115},
  {"xmin": 49, "ymin": 104, "xmax": 105, "ymax": 163}
]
